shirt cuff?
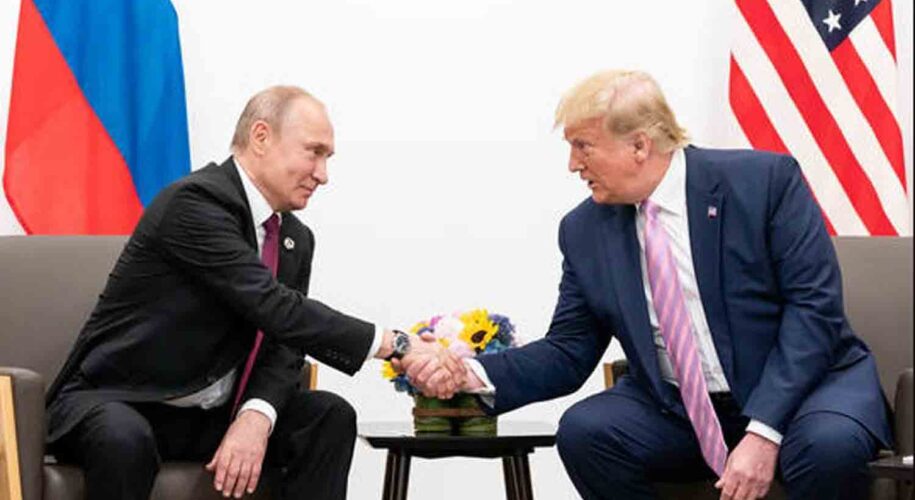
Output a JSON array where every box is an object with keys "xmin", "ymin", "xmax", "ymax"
[
  {"xmin": 746, "ymin": 419, "xmax": 783, "ymax": 445},
  {"xmin": 238, "ymin": 399, "xmax": 277, "ymax": 435},
  {"xmin": 365, "ymin": 324, "xmax": 384, "ymax": 363},
  {"xmin": 463, "ymin": 359, "xmax": 497, "ymax": 408}
]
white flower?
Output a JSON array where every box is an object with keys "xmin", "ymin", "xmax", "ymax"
[{"xmin": 434, "ymin": 315, "xmax": 464, "ymax": 341}]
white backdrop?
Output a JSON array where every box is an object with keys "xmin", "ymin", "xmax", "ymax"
[{"xmin": 1, "ymin": 1, "xmax": 912, "ymax": 498}]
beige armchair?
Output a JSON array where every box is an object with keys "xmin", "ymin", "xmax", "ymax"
[
  {"xmin": 602, "ymin": 236, "xmax": 913, "ymax": 500},
  {"xmin": 0, "ymin": 236, "xmax": 317, "ymax": 500}
]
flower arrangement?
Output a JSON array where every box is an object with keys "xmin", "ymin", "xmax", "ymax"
[{"xmin": 382, "ymin": 309, "xmax": 519, "ymax": 396}]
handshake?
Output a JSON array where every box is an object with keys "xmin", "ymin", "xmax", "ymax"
[{"xmin": 378, "ymin": 329, "xmax": 484, "ymax": 399}]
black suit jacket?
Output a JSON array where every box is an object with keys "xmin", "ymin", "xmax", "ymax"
[{"xmin": 47, "ymin": 158, "xmax": 375, "ymax": 443}]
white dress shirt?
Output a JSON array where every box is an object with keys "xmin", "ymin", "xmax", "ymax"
[
  {"xmin": 166, "ymin": 157, "xmax": 382, "ymax": 431},
  {"xmin": 468, "ymin": 149, "xmax": 782, "ymax": 445}
]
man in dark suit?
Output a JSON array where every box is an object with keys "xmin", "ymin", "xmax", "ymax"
[
  {"xmin": 47, "ymin": 86, "xmax": 464, "ymax": 500},
  {"xmin": 408, "ymin": 70, "xmax": 890, "ymax": 500}
]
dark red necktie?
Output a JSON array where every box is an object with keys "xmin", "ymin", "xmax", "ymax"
[{"xmin": 231, "ymin": 213, "xmax": 280, "ymax": 415}]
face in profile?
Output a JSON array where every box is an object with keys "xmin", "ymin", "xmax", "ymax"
[
  {"xmin": 259, "ymin": 98, "xmax": 334, "ymax": 211},
  {"xmin": 564, "ymin": 118, "xmax": 650, "ymax": 205}
]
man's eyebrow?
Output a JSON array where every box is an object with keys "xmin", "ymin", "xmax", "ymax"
[{"xmin": 306, "ymin": 142, "xmax": 334, "ymax": 156}]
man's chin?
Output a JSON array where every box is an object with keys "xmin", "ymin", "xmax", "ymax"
[
  {"xmin": 591, "ymin": 192, "xmax": 611, "ymax": 205},
  {"xmin": 591, "ymin": 191, "xmax": 631, "ymax": 205}
]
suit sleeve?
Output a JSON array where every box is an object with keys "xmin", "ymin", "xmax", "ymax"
[
  {"xmin": 741, "ymin": 156, "xmax": 846, "ymax": 433},
  {"xmin": 477, "ymin": 216, "xmax": 611, "ymax": 415},
  {"xmin": 156, "ymin": 184, "xmax": 374, "ymax": 376}
]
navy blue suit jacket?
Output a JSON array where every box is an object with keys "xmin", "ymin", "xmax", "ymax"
[{"xmin": 478, "ymin": 146, "xmax": 891, "ymax": 447}]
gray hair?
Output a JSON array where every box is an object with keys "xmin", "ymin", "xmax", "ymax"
[{"xmin": 230, "ymin": 86, "xmax": 319, "ymax": 152}]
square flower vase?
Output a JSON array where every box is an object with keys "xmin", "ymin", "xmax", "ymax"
[{"xmin": 412, "ymin": 393, "xmax": 497, "ymax": 436}]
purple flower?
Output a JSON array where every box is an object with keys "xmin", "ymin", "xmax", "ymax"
[{"xmin": 489, "ymin": 314, "xmax": 518, "ymax": 346}]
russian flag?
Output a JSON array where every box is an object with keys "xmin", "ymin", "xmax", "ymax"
[{"xmin": 3, "ymin": 0, "xmax": 190, "ymax": 234}]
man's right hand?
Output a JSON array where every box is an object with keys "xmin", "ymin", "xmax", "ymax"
[
  {"xmin": 205, "ymin": 410, "xmax": 271, "ymax": 498},
  {"xmin": 393, "ymin": 332, "xmax": 467, "ymax": 399}
]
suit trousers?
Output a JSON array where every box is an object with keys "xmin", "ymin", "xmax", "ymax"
[
  {"xmin": 556, "ymin": 381, "xmax": 879, "ymax": 500},
  {"xmin": 52, "ymin": 388, "xmax": 358, "ymax": 500}
]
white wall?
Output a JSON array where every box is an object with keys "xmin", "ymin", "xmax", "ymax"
[{"xmin": 1, "ymin": 1, "xmax": 912, "ymax": 498}]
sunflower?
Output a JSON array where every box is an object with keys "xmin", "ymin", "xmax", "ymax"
[
  {"xmin": 381, "ymin": 361, "xmax": 398, "ymax": 380},
  {"xmin": 458, "ymin": 309, "xmax": 500, "ymax": 353}
]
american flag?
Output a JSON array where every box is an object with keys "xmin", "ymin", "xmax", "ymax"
[{"xmin": 729, "ymin": 0, "xmax": 908, "ymax": 235}]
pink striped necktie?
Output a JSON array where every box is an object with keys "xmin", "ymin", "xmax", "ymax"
[
  {"xmin": 231, "ymin": 213, "xmax": 280, "ymax": 415},
  {"xmin": 641, "ymin": 199, "xmax": 728, "ymax": 476}
]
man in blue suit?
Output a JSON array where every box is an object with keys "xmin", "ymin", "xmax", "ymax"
[{"xmin": 408, "ymin": 70, "xmax": 890, "ymax": 500}]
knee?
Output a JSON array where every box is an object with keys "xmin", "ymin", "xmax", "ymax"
[
  {"xmin": 332, "ymin": 396, "xmax": 357, "ymax": 438},
  {"xmin": 314, "ymin": 391, "xmax": 357, "ymax": 439},
  {"xmin": 83, "ymin": 404, "xmax": 158, "ymax": 468},
  {"xmin": 781, "ymin": 414, "xmax": 873, "ymax": 477},
  {"xmin": 557, "ymin": 402, "xmax": 612, "ymax": 466}
]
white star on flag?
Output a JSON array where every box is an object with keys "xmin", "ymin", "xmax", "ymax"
[
  {"xmin": 854, "ymin": 0, "xmax": 868, "ymax": 6},
  {"xmin": 822, "ymin": 9, "xmax": 842, "ymax": 32}
]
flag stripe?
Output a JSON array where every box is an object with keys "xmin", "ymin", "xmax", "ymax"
[
  {"xmin": 4, "ymin": 0, "xmax": 142, "ymax": 234},
  {"xmin": 732, "ymin": 5, "xmax": 868, "ymax": 234},
  {"xmin": 832, "ymin": 38, "xmax": 905, "ymax": 189},
  {"xmin": 728, "ymin": 56, "xmax": 839, "ymax": 235},
  {"xmin": 735, "ymin": 0, "xmax": 896, "ymax": 235},
  {"xmin": 850, "ymin": 16, "xmax": 900, "ymax": 122},
  {"xmin": 31, "ymin": 0, "xmax": 190, "ymax": 206},
  {"xmin": 768, "ymin": 0, "xmax": 907, "ymax": 234},
  {"xmin": 869, "ymin": 0, "xmax": 896, "ymax": 59}
]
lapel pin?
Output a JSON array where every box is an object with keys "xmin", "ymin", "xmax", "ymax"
[
  {"xmin": 284, "ymin": 237, "xmax": 295, "ymax": 250},
  {"xmin": 707, "ymin": 206, "xmax": 718, "ymax": 219}
]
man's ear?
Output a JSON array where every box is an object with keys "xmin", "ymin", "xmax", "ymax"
[
  {"xmin": 631, "ymin": 131, "xmax": 652, "ymax": 163},
  {"xmin": 249, "ymin": 120, "xmax": 271, "ymax": 156}
]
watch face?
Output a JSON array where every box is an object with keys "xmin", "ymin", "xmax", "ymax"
[
  {"xmin": 391, "ymin": 332, "xmax": 410, "ymax": 359},
  {"xmin": 393, "ymin": 331, "xmax": 410, "ymax": 358}
]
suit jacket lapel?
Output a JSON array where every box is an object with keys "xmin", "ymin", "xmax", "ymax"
[
  {"xmin": 221, "ymin": 157, "xmax": 258, "ymax": 250},
  {"xmin": 277, "ymin": 213, "xmax": 301, "ymax": 286},
  {"xmin": 601, "ymin": 204, "xmax": 667, "ymax": 399},
  {"xmin": 222, "ymin": 158, "xmax": 300, "ymax": 286},
  {"xmin": 684, "ymin": 147, "xmax": 737, "ymax": 395}
]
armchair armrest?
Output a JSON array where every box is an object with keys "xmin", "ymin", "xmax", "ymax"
[
  {"xmin": 0, "ymin": 367, "xmax": 46, "ymax": 500},
  {"xmin": 301, "ymin": 361, "xmax": 318, "ymax": 391},
  {"xmin": 602, "ymin": 360, "xmax": 630, "ymax": 389},
  {"xmin": 894, "ymin": 368, "xmax": 913, "ymax": 456}
]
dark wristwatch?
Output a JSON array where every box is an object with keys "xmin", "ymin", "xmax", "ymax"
[{"xmin": 385, "ymin": 329, "xmax": 411, "ymax": 361}]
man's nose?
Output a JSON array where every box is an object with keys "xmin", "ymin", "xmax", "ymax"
[
  {"xmin": 568, "ymin": 153, "xmax": 582, "ymax": 173},
  {"xmin": 313, "ymin": 159, "xmax": 329, "ymax": 185}
]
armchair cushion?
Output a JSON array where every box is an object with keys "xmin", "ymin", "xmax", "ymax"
[{"xmin": 42, "ymin": 463, "xmax": 277, "ymax": 500}]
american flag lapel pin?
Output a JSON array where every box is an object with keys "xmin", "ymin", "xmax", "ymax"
[{"xmin": 707, "ymin": 206, "xmax": 718, "ymax": 219}]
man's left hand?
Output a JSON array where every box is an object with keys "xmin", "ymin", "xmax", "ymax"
[
  {"xmin": 715, "ymin": 433, "xmax": 779, "ymax": 500},
  {"xmin": 205, "ymin": 410, "xmax": 271, "ymax": 498}
]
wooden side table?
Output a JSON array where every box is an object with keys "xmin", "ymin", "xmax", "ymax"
[{"xmin": 359, "ymin": 421, "xmax": 556, "ymax": 500}]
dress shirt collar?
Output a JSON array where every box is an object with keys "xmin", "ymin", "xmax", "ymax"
[
  {"xmin": 233, "ymin": 156, "xmax": 278, "ymax": 229},
  {"xmin": 638, "ymin": 148, "xmax": 686, "ymax": 215}
]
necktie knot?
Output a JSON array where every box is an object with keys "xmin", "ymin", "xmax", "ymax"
[
  {"xmin": 640, "ymin": 199, "xmax": 660, "ymax": 219},
  {"xmin": 263, "ymin": 213, "xmax": 280, "ymax": 237}
]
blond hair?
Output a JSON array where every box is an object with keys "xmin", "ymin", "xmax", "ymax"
[
  {"xmin": 554, "ymin": 70, "xmax": 688, "ymax": 152},
  {"xmin": 230, "ymin": 85, "xmax": 319, "ymax": 152}
]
